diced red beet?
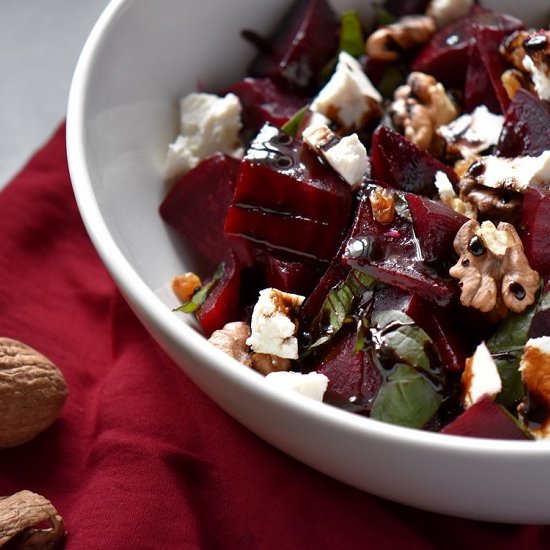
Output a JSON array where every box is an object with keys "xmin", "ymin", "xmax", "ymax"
[
  {"xmin": 362, "ymin": 56, "xmax": 390, "ymax": 89},
  {"xmin": 529, "ymin": 305, "xmax": 550, "ymax": 340},
  {"xmin": 370, "ymin": 125, "xmax": 459, "ymax": 197},
  {"xmin": 225, "ymin": 207, "xmax": 336, "ymax": 260},
  {"xmin": 260, "ymin": 253, "xmax": 322, "ymax": 296},
  {"xmin": 496, "ymin": 89, "xmax": 550, "ymax": 158},
  {"xmin": 196, "ymin": 252, "xmax": 242, "ymax": 336},
  {"xmin": 464, "ymin": 27, "xmax": 511, "ymax": 114},
  {"xmin": 406, "ymin": 193, "xmax": 468, "ymax": 263},
  {"xmin": 441, "ymin": 397, "xmax": 531, "ymax": 439},
  {"xmin": 309, "ymin": 323, "xmax": 383, "ymax": 413},
  {"xmin": 224, "ymin": 123, "xmax": 352, "ymax": 262},
  {"xmin": 247, "ymin": 0, "xmax": 340, "ymax": 92},
  {"xmin": 372, "ymin": 287, "xmax": 468, "ymax": 372},
  {"xmin": 521, "ymin": 184, "xmax": 550, "ymax": 277},
  {"xmin": 527, "ymin": 279, "xmax": 550, "ymax": 340},
  {"xmin": 528, "ymin": 285, "xmax": 550, "ymax": 339},
  {"xmin": 342, "ymin": 189, "xmax": 458, "ymax": 306},
  {"xmin": 473, "ymin": 27, "xmax": 512, "ymax": 113},
  {"xmin": 300, "ymin": 257, "xmax": 350, "ymax": 326},
  {"xmin": 411, "ymin": 6, "xmax": 524, "ymax": 91},
  {"xmin": 418, "ymin": 307, "xmax": 467, "ymax": 373},
  {"xmin": 464, "ymin": 40, "xmax": 499, "ymax": 114},
  {"xmin": 226, "ymin": 77, "xmax": 308, "ymax": 134},
  {"xmin": 159, "ymin": 153, "xmax": 252, "ymax": 268}
]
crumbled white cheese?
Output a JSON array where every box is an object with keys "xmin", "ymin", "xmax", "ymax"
[
  {"xmin": 434, "ymin": 171, "xmax": 476, "ymax": 218},
  {"xmin": 438, "ymin": 106, "xmax": 503, "ymax": 159},
  {"xmin": 246, "ymin": 288, "xmax": 305, "ymax": 359},
  {"xmin": 523, "ymin": 55, "xmax": 550, "ymax": 102},
  {"xmin": 302, "ymin": 123, "xmax": 370, "ymax": 186},
  {"xmin": 462, "ymin": 342, "xmax": 502, "ymax": 409},
  {"xmin": 427, "ymin": 0, "xmax": 474, "ymax": 28},
  {"xmin": 265, "ymin": 371, "xmax": 328, "ymax": 401},
  {"xmin": 523, "ymin": 336, "xmax": 550, "ymax": 357},
  {"xmin": 434, "ymin": 170, "xmax": 456, "ymax": 199},
  {"xmin": 300, "ymin": 111, "xmax": 333, "ymax": 133},
  {"xmin": 311, "ymin": 51, "xmax": 382, "ymax": 129},
  {"xmin": 519, "ymin": 337, "xmax": 550, "ymax": 440},
  {"xmin": 324, "ymin": 135, "xmax": 370, "ymax": 186},
  {"xmin": 477, "ymin": 150, "xmax": 550, "ymax": 192},
  {"xmin": 165, "ymin": 92, "xmax": 243, "ymax": 179}
]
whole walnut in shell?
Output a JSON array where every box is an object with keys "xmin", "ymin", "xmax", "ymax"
[{"xmin": 0, "ymin": 338, "xmax": 67, "ymax": 448}]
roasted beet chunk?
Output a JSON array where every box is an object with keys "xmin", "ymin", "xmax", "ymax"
[
  {"xmin": 372, "ymin": 286, "xmax": 469, "ymax": 373},
  {"xmin": 406, "ymin": 193, "xmax": 468, "ymax": 263},
  {"xmin": 342, "ymin": 186, "xmax": 458, "ymax": 306},
  {"xmin": 307, "ymin": 323, "xmax": 383, "ymax": 413},
  {"xmin": 159, "ymin": 153, "xmax": 248, "ymax": 267},
  {"xmin": 411, "ymin": 6, "xmax": 524, "ymax": 91},
  {"xmin": 521, "ymin": 183, "xmax": 550, "ymax": 276},
  {"xmin": 195, "ymin": 252, "xmax": 242, "ymax": 336},
  {"xmin": 464, "ymin": 27, "xmax": 512, "ymax": 114},
  {"xmin": 224, "ymin": 123, "xmax": 352, "ymax": 262},
  {"xmin": 246, "ymin": 0, "xmax": 339, "ymax": 92},
  {"xmin": 300, "ymin": 254, "xmax": 350, "ymax": 325},
  {"xmin": 226, "ymin": 77, "xmax": 308, "ymax": 135},
  {"xmin": 496, "ymin": 89, "xmax": 550, "ymax": 158},
  {"xmin": 441, "ymin": 397, "xmax": 531, "ymax": 439},
  {"xmin": 370, "ymin": 125, "xmax": 458, "ymax": 196},
  {"xmin": 260, "ymin": 252, "xmax": 323, "ymax": 296}
]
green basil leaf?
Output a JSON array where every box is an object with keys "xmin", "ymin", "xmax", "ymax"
[
  {"xmin": 317, "ymin": 10, "xmax": 365, "ymax": 86},
  {"xmin": 373, "ymin": 7, "xmax": 397, "ymax": 26},
  {"xmin": 172, "ymin": 263, "xmax": 224, "ymax": 314},
  {"xmin": 370, "ymin": 364, "xmax": 442, "ymax": 429},
  {"xmin": 339, "ymin": 11, "xmax": 364, "ymax": 57},
  {"xmin": 493, "ymin": 357, "xmax": 524, "ymax": 408},
  {"xmin": 281, "ymin": 104, "xmax": 309, "ymax": 137},
  {"xmin": 306, "ymin": 269, "xmax": 377, "ymax": 352},
  {"xmin": 488, "ymin": 306, "xmax": 537, "ymax": 355},
  {"xmin": 372, "ymin": 310, "xmax": 433, "ymax": 372},
  {"xmin": 376, "ymin": 64, "xmax": 406, "ymax": 98},
  {"xmin": 353, "ymin": 317, "xmax": 371, "ymax": 352},
  {"xmin": 487, "ymin": 288, "xmax": 549, "ymax": 407}
]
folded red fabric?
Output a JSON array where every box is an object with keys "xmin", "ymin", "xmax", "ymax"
[{"xmin": 0, "ymin": 124, "xmax": 548, "ymax": 549}]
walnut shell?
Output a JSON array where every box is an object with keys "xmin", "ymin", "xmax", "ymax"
[
  {"xmin": 0, "ymin": 490, "xmax": 65, "ymax": 548},
  {"xmin": 0, "ymin": 338, "xmax": 67, "ymax": 448}
]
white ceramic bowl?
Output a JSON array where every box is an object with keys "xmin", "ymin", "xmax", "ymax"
[{"xmin": 67, "ymin": 0, "xmax": 550, "ymax": 523}]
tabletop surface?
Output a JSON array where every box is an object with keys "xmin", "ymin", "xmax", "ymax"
[{"xmin": 0, "ymin": 0, "xmax": 110, "ymax": 190}]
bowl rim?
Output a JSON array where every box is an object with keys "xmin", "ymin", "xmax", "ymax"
[{"xmin": 66, "ymin": 0, "xmax": 550, "ymax": 465}]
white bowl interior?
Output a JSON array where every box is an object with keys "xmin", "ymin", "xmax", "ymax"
[{"xmin": 68, "ymin": 0, "xmax": 550, "ymax": 523}]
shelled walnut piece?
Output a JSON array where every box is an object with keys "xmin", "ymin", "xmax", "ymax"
[
  {"xmin": 366, "ymin": 15, "xmax": 435, "ymax": 62},
  {"xmin": 0, "ymin": 338, "xmax": 67, "ymax": 448},
  {"xmin": 0, "ymin": 490, "xmax": 64, "ymax": 549},
  {"xmin": 208, "ymin": 322, "xmax": 291, "ymax": 375},
  {"xmin": 389, "ymin": 72, "xmax": 458, "ymax": 152},
  {"xmin": 369, "ymin": 187, "xmax": 396, "ymax": 224},
  {"xmin": 449, "ymin": 220, "xmax": 539, "ymax": 318},
  {"xmin": 500, "ymin": 30, "xmax": 550, "ymax": 101}
]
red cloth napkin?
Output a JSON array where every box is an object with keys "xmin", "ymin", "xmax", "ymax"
[{"xmin": 0, "ymin": 124, "xmax": 549, "ymax": 549}]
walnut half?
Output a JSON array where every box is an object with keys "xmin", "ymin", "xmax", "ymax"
[
  {"xmin": 449, "ymin": 220, "xmax": 539, "ymax": 317},
  {"xmin": 208, "ymin": 322, "xmax": 291, "ymax": 375},
  {"xmin": 389, "ymin": 72, "xmax": 458, "ymax": 152},
  {"xmin": 366, "ymin": 15, "xmax": 435, "ymax": 62}
]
